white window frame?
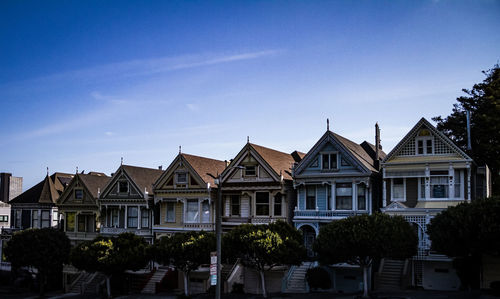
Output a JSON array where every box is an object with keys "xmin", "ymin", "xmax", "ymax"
[
  {"xmin": 165, "ymin": 202, "xmax": 176, "ymax": 223},
  {"xmin": 391, "ymin": 178, "xmax": 406, "ymax": 202},
  {"xmin": 335, "ymin": 182, "xmax": 353, "ymax": 210},
  {"xmin": 41, "ymin": 210, "xmax": 50, "ymax": 228},
  {"xmin": 74, "ymin": 189, "xmax": 84, "ymax": 200},
  {"xmin": 31, "ymin": 210, "xmax": 39, "ymax": 228},
  {"xmin": 415, "ymin": 137, "xmax": 433, "ymax": 155},
  {"xmin": 305, "ymin": 185, "xmax": 316, "ymax": 210},
  {"xmin": 321, "ymin": 152, "xmax": 339, "ymax": 170},
  {"xmin": 175, "ymin": 172, "xmax": 188, "ymax": 184},
  {"xmin": 141, "ymin": 208, "xmax": 149, "ymax": 228},
  {"xmin": 185, "ymin": 199, "xmax": 200, "ymax": 223},
  {"xmin": 244, "ymin": 165, "xmax": 257, "ymax": 177}
]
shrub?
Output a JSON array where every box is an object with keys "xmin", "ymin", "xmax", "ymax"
[{"xmin": 306, "ymin": 267, "xmax": 331, "ymax": 290}]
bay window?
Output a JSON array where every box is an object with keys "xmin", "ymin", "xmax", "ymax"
[
  {"xmin": 357, "ymin": 184, "xmax": 366, "ymax": 210},
  {"xmin": 41, "ymin": 210, "xmax": 50, "ymax": 228},
  {"xmin": 256, "ymin": 192, "xmax": 269, "ymax": 216},
  {"xmin": 306, "ymin": 185, "xmax": 316, "ymax": 210},
  {"xmin": 392, "ymin": 178, "xmax": 405, "ymax": 201},
  {"xmin": 186, "ymin": 199, "xmax": 199, "ymax": 222},
  {"xmin": 141, "ymin": 208, "xmax": 149, "ymax": 228},
  {"xmin": 336, "ymin": 183, "xmax": 352, "ymax": 210},
  {"xmin": 32, "ymin": 210, "xmax": 39, "ymax": 228},
  {"xmin": 127, "ymin": 207, "xmax": 138, "ymax": 228},
  {"xmin": 165, "ymin": 202, "xmax": 175, "ymax": 222}
]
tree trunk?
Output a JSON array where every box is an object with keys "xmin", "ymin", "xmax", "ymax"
[
  {"xmin": 38, "ymin": 271, "xmax": 45, "ymax": 297},
  {"xmin": 362, "ymin": 266, "xmax": 369, "ymax": 298},
  {"xmin": 106, "ymin": 275, "xmax": 111, "ymax": 298},
  {"xmin": 184, "ymin": 271, "xmax": 189, "ymax": 296},
  {"xmin": 259, "ymin": 270, "xmax": 267, "ymax": 298}
]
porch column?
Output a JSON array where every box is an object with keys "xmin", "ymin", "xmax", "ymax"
[
  {"xmin": 425, "ymin": 165, "xmax": 430, "ymax": 199},
  {"xmin": 138, "ymin": 206, "xmax": 141, "ymax": 228},
  {"xmin": 467, "ymin": 163, "xmax": 471, "ymax": 201},
  {"xmin": 352, "ymin": 182, "xmax": 357, "ymax": 211},
  {"xmin": 124, "ymin": 206, "xmax": 128, "ymax": 229},
  {"xmin": 448, "ymin": 164, "xmax": 455, "ymax": 199},
  {"xmin": 332, "ymin": 182, "xmax": 336, "ymax": 211},
  {"xmin": 382, "ymin": 179, "xmax": 387, "ymax": 207}
]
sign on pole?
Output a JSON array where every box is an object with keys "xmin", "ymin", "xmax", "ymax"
[{"xmin": 210, "ymin": 251, "xmax": 217, "ymax": 286}]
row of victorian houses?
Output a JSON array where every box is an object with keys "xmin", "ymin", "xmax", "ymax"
[{"xmin": 1, "ymin": 117, "xmax": 493, "ymax": 294}]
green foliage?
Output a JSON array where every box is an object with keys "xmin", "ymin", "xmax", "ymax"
[
  {"xmin": 155, "ymin": 231, "xmax": 215, "ymax": 274},
  {"xmin": 433, "ymin": 64, "xmax": 500, "ymax": 194},
  {"xmin": 306, "ymin": 267, "xmax": 331, "ymax": 290},
  {"xmin": 223, "ymin": 221, "xmax": 306, "ymax": 272},
  {"xmin": 427, "ymin": 197, "xmax": 500, "ymax": 257},
  {"xmin": 70, "ymin": 232, "xmax": 150, "ymax": 276},
  {"xmin": 314, "ymin": 213, "xmax": 417, "ymax": 267},
  {"xmin": 4, "ymin": 228, "xmax": 71, "ymax": 295}
]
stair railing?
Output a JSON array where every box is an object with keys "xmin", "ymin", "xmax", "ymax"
[{"xmin": 281, "ymin": 265, "xmax": 297, "ymax": 292}]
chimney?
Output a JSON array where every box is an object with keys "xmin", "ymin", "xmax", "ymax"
[
  {"xmin": 225, "ymin": 160, "xmax": 230, "ymax": 167},
  {"xmin": 375, "ymin": 123, "xmax": 381, "ymax": 170},
  {"xmin": 158, "ymin": 165, "xmax": 162, "ymax": 170}
]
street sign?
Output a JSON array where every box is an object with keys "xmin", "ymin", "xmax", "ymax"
[{"xmin": 210, "ymin": 251, "xmax": 217, "ymax": 286}]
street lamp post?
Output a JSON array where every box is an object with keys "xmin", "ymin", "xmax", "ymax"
[{"xmin": 213, "ymin": 166, "xmax": 244, "ymax": 299}]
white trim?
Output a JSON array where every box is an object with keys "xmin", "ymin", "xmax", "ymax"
[{"xmin": 391, "ymin": 178, "xmax": 406, "ymax": 202}]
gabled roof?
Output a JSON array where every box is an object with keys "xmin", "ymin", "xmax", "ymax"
[
  {"xmin": 121, "ymin": 165, "xmax": 164, "ymax": 194},
  {"xmin": 181, "ymin": 153, "xmax": 227, "ymax": 185},
  {"xmin": 10, "ymin": 172, "xmax": 74, "ymax": 205},
  {"xmin": 383, "ymin": 117, "xmax": 472, "ymax": 163},
  {"xmin": 249, "ymin": 143, "xmax": 297, "ymax": 180},
  {"xmin": 295, "ymin": 130, "xmax": 384, "ymax": 175},
  {"xmin": 76, "ymin": 173, "xmax": 110, "ymax": 198}
]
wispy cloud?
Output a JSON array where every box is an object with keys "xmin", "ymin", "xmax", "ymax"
[{"xmin": 2, "ymin": 49, "xmax": 283, "ymax": 88}]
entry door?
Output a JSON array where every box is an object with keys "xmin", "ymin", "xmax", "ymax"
[{"xmin": 303, "ymin": 227, "xmax": 316, "ymax": 257}]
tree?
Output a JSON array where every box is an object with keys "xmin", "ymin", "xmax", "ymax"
[
  {"xmin": 223, "ymin": 221, "xmax": 306, "ymax": 298},
  {"xmin": 5, "ymin": 228, "xmax": 71, "ymax": 296},
  {"xmin": 433, "ymin": 64, "xmax": 500, "ymax": 194},
  {"xmin": 70, "ymin": 233, "xmax": 150, "ymax": 298},
  {"xmin": 427, "ymin": 197, "xmax": 500, "ymax": 289},
  {"xmin": 154, "ymin": 231, "xmax": 215, "ymax": 296},
  {"xmin": 314, "ymin": 213, "xmax": 417, "ymax": 298}
]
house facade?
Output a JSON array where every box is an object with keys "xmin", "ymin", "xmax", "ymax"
[
  {"xmin": 291, "ymin": 125, "xmax": 384, "ymax": 293},
  {"xmin": 292, "ymin": 125, "xmax": 384, "ymax": 255},
  {"xmin": 57, "ymin": 172, "xmax": 109, "ymax": 243},
  {"xmin": 99, "ymin": 164, "xmax": 163, "ymax": 243},
  {"xmin": 381, "ymin": 117, "xmax": 479, "ymax": 291},
  {"xmin": 153, "ymin": 153, "xmax": 226, "ymax": 238},
  {"xmin": 219, "ymin": 143, "xmax": 300, "ymax": 230},
  {"xmin": 10, "ymin": 172, "xmax": 73, "ymax": 230}
]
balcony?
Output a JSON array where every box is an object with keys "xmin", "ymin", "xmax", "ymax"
[
  {"xmin": 294, "ymin": 210, "xmax": 369, "ymax": 220},
  {"xmin": 100, "ymin": 227, "xmax": 152, "ymax": 236},
  {"xmin": 183, "ymin": 223, "xmax": 214, "ymax": 230},
  {"xmin": 65, "ymin": 231, "xmax": 98, "ymax": 241},
  {"xmin": 251, "ymin": 217, "xmax": 287, "ymax": 224}
]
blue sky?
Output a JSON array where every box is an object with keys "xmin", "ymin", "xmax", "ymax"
[{"xmin": 1, "ymin": 0, "xmax": 499, "ymax": 189}]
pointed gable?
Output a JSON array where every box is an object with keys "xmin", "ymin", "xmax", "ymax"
[
  {"xmin": 102, "ymin": 165, "xmax": 164, "ymax": 199},
  {"xmin": 221, "ymin": 143, "xmax": 296, "ymax": 182},
  {"xmin": 10, "ymin": 172, "xmax": 74, "ymax": 204},
  {"xmin": 294, "ymin": 130, "xmax": 382, "ymax": 176},
  {"xmin": 154, "ymin": 153, "xmax": 226, "ymax": 190},
  {"xmin": 383, "ymin": 118, "xmax": 471, "ymax": 163},
  {"xmin": 58, "ymin": 173, "xmax": 109, "ymax": 205}
]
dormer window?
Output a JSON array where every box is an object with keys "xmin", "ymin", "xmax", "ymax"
[
  {"xmin": 244, "ymin": 165, "xmax": 256, "ymax": 176},
  {"xmin": 176, "ymin": 173, "xmax": 187, "ymax": 184},
  {"xmin": 322, "ymin": 153, "xmax": 338, "ymax": 170},
  {"xmin": 118, "ymin": 181, "xmax": 129, "ymax": 194},
  {"xmin": 75, "ymin": 189, "xmax": 84, "ymax": 200},
  {"xmin": 416, "ymin": 129, "xmax": 433, "ymax": 155}
]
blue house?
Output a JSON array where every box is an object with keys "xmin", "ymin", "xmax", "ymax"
[{"xmin": 290, "ymin": 123, "xmax": 384, "ymax": 292}]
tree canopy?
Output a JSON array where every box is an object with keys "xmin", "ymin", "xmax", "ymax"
[
  {"xmin": 427, "ymin": 196, "xmax": 500, "ymax": 257},
  {"xmin": 223, "ymin": 221, "xmax": 306, "ymax": 297},
  {"xmin": 5, "ymin": 228, "xmax": 71, "ymax": 296},
  {"xmin": 314, "ymin": 213, "xmax": 417, "ymax": 297},
  {"xmin": 154, "ymin": 231, "xmax": 215, "ymax": 296},
  {"xmin": 433, "ymin": 64, "xmax": 500, "ymax": 194},
  {"xmin": 70, "ymin": 232, "xmax": 150, "ymax": 297}
]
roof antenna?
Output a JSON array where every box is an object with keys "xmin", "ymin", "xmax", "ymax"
[
  {"xmin": 76, "ymin": 166, "xmax": 78, "ymax": 174},
  {"xmin": 327, "ymin": 118, "xmax": 330, "ymax": 131},
  {"xmin": 179, "ymin": 145, "xmax": 182, "ymax": 154},
  {"xmin": 121, "ymin": 157, "xmax": 123, "ymax": 165},
  {"xmin": 247, "ymin": 136, "xmax": 250, "ymax": 143}
]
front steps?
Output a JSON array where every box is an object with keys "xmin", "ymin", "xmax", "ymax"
[
  {"xmin": 377, "ymin": 259, "xmax": 405, "ymax": 291},
  {"xmin": 141, "ymin": 267, "xmax": 169, "ymax": 294},
  {"xmin": 283, "ymin": 262, "xmax": 313, "ymax": 293}
]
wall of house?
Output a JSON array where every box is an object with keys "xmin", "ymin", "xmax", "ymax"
[{"xmin": 422, "ymin": 261, "xmax": 460, "ymax": 291}]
